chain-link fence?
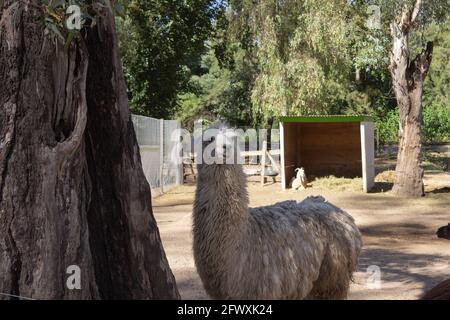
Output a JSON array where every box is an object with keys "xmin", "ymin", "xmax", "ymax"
[{"xmin": 132, "ymin": 114, "xmax": 182, "ymax": 197}]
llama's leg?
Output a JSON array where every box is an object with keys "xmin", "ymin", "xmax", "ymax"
[
  {"xmin": 306, "ymin": 276, "xmax": 350, "ymax": 300},
  {"xmin": 306, "ymin": 249, "xmax": 352, "ymax": 300}
]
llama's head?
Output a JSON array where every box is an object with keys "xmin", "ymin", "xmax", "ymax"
[
  {"xmin": 437, "ymin": 223, "xmax": 450, "ymax": 240},
  {"xmin": 196, "ymin": 124, "xmax": 242, "ymax": 177}
]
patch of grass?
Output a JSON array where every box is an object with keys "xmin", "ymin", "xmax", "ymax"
[
  {"xmin": 308, "ymin": 171, "xmax": 398, "ymax": 194},
  {"xmin": 372, "ymin": 170, "xmax": 395, "ymax": 193},
  {"xmin": 375, "ymin": 170, "xmax": 396, "ymax": 183},
  {"xmin": 309, "ymin": 176, "xmax": 363, "ymax": 192}
]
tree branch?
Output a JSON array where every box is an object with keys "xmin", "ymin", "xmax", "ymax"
[
  {"xmin": 408, "ymin": 41, "xmax": 433, "ymax": 88},
  {"xmin": 410, "ymin": 0, "xmax": 422, "ymax": 26},
  {"xmin": 402, "ymin": 0, "xmax": 422, "ymax": 33}
]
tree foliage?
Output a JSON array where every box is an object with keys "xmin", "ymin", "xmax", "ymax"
[
  {"xmin": 117, "ymin": 0, "xmax": 448, "ymax": 141},
  {"xmin": 176, "ymin": 45, "xmax": 257, "ymax": 129},
  {"xmin": 232, "ymin": 0, "xmax": 355, "ymax": 123},
  {"xmin": 117, "ymin": 0, "xmax": 224, "ymax": 119}
]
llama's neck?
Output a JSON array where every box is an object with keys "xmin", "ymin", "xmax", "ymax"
[{"xmin": 193, "ymin": 164, "xmax": 249, "ymax": 244}]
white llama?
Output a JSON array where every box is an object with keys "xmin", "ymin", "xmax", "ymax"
[{"xmin": 193, "ymin": 128, "xmax": 363, "ymax": 299}]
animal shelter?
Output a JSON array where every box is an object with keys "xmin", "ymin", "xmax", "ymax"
[{"xmin": 279, "ymin": 116, "xmax": 375, "ymax": 192}]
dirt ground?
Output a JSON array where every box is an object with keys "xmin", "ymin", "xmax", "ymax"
[{"xmin": 153, "ymin": 156, "xmax": 450, "ymax": 300}]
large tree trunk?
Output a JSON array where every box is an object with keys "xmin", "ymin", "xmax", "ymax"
[
  {"xmin": 0, "ymin": 0, "xmax": 179, "ymax": 299},
  {"xmin": 389, "ymin": 1, "xmax": 433, "ymax": 197}
]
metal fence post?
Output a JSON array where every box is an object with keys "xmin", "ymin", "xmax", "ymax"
[
  {"xmin": 132, "ymin": 115, "xmax": 183, "ymax": 196},
  {"xmin": 177, "ymin": 123, "xmax": 183, "ymax": 185},
  {"xmin": 160, "ymin": 118, "xmax": 164, "ymax": 194}
]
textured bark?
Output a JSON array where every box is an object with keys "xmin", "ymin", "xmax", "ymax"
[
  {"xmin": 0, "ymin": 0, "xmax": 179, "ymax": 299},
  {"xmin": 389, "ymin": 0, "xmax": 433, "ymax": 197}
]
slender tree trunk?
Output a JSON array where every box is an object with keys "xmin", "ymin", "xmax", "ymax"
[
  {"xmin": 389, "ymin": 1, "xmax": 433, "ymax": 197},
  {"xmin": 0, "ymin": 0, "xmax": 179, "ymax": 299}
]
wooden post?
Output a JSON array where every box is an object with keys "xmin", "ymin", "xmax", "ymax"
[
  {"xmin": 360, "ymin": 121, "xmax": 375, "ymax": 192},
  {"xmin": 280, "ymin": 122, "xmax": 286, "ymax": 190},
  {"xmin": 160, "ymin": 118, "xmax": 164, "ymax": 194},
  {"xmin": 376, "ymin": 127, "xmax": 380, "ymax": 156},
  {"xmin": 260, "ymin": 140, "xmax": 267, "ymax": 186}
]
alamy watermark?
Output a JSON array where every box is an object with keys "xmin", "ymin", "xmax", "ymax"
[
  {"xmin": 0, "ymin": 264, "xmax": 81, "ymax": 299},
  {"xmin": 62, "ymin": 4, "xmax": 382, "ymax": 36},
  {"xmin": 366, "ymin": 265, "xmax": 382, "ymax": 289},
  {"xmin": 366, "ymin": 5, "xmax": 381, "ymax": 30},
  {"xmin": 66, "ymin": 265, "xmax": 81, "ymax": 290},
  {"xmin": 168, "ymin": 120, "xmax": 280, "ymax": 166},
  {"xmin": 65, "ymin": 5, "xmax": 82, "ymax": 31}
]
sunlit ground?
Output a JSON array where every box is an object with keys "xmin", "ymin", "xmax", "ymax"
[{"xmin": 153, "ymin": 151, "xmax": 450, "ymax": 300}]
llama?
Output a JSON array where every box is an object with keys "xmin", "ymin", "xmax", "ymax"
[{"xmin": 193, "ymin": 128, "xmax": 363, "ymax": 300}]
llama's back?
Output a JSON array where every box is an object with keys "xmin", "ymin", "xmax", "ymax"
[{"xmin": 224, "ymin": 196, "xmax": 362, "ymax": 299}]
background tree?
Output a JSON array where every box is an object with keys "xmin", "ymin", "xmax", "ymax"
[
  {"xmin": 344, "ymin": 0, "xmax": 448, "ymax": 148},
  {"xmin": 116, "ymin": 0, "xmax": 448, "ymax": 142},
  {"xmin": 176, "ymin": 45, "xmax": 258, "ymax": 129},
  {"xmin": 422, "ymin": 21, "xmax": 450, "ymax": 143},
  {"xmin": 0, "ymin": 0, "xmax": 179, "ymax": 299},
  {"xmin": 223, "ymin": 0, "xmax": 448, "ymax": 196},
  {"xmin": 384, "ymin": 0, "xmax": 447, "ymax": 197},
  {"xmin": 115, "ymin": 0, "xmax": 448, "ymax": 194},
  {"xmin": 227, "ymin": 0, "xmax": 355, "ymax": 126},
  {"xmin": 174, "ymin": 3, "xmax": 259, "ymax": 129},
  {"xmin": 118, "ymin": 0, "xmax": 224, "ymax": 119}
]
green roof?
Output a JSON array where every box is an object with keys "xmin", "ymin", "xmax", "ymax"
[{"xmin": 280, "ymin": 115, "xmax": 373, "ymax": 123}]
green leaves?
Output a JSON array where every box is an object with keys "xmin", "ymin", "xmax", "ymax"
[
  {"xmin": 40, "ymin": 0, "xmax": 116, "ymax": 49},
  {"xmin": 47, "ymin": 19, "xmax": 65, "ymax": 42},
  {"xmin": 115, "ymin": 2, "xmax": 126, "ymax": 18},
  {"xmin": 242, "ymin": 0, "xmax": 354, "ymax": 120},
  {"xmin": 375, "ymin": 104, "xmax": 450, "ymax": 144},
  {"xmin": 116, "ymin": 0, "xmax": 448, "ymax": 135},
  {"xmin": 118, "ymin": 0, "xmax": 224, "ymax": 119}
]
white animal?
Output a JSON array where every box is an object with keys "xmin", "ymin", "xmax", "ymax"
[
  {"xmin": 193, "ymin": 128, "xmax": 363, "ymax": 300},
  {"xmin": 291, "ymin": 167, "xmax": 308, "ymax": 190}
]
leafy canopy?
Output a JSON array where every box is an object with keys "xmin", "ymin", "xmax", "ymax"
[{"xmin": 117, "ymin": 0, "xmax": 224, "ymax": 119}]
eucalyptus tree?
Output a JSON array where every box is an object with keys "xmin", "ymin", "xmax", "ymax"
[
  {"xmin": 229, "ymin": 0, "xmax": 448, "ymax": 196},
  {"xmin": 227, "ymin": 0, "xmax": 356, "ymax": 125},
  {"xmin": 0, "ymin": 0, "xmax": 178, "ymax": 299},
  {"xmin": 378, "ymin": 0, "xmax": 447, "ymax": 197}
]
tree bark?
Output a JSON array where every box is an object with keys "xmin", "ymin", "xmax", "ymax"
[
  {"xmin": 0, "ymin": 0, "xmax": 179, "ymax": 299},
  {"xmin": 389, "ymin": 1, "xmax": 433, "ymax": 197}
]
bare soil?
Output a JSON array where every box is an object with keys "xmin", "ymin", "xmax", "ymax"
[{"xmin": 153, "ymin": 157, "xmax": 450, "ymax": 300}]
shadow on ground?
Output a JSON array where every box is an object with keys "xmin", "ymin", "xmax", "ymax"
[
  {"xmin": 355, "ymin": 247, "xmax": 449, "ymax": 299},
  {"xmin": 359, "ymin": 223, "xmax": 429, "ymax": 237},
  {"xmin": 431, "ymin": 187, "xmax": 450, "ymax": 194},
  {"xmin": 370, "ymin": 182, "xmax": 394, "ymax": 193}
]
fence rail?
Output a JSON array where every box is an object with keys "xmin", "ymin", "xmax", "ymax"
[{"xmin": 132, "ymin": 114, "xmax": 182, "ymax": 197}]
